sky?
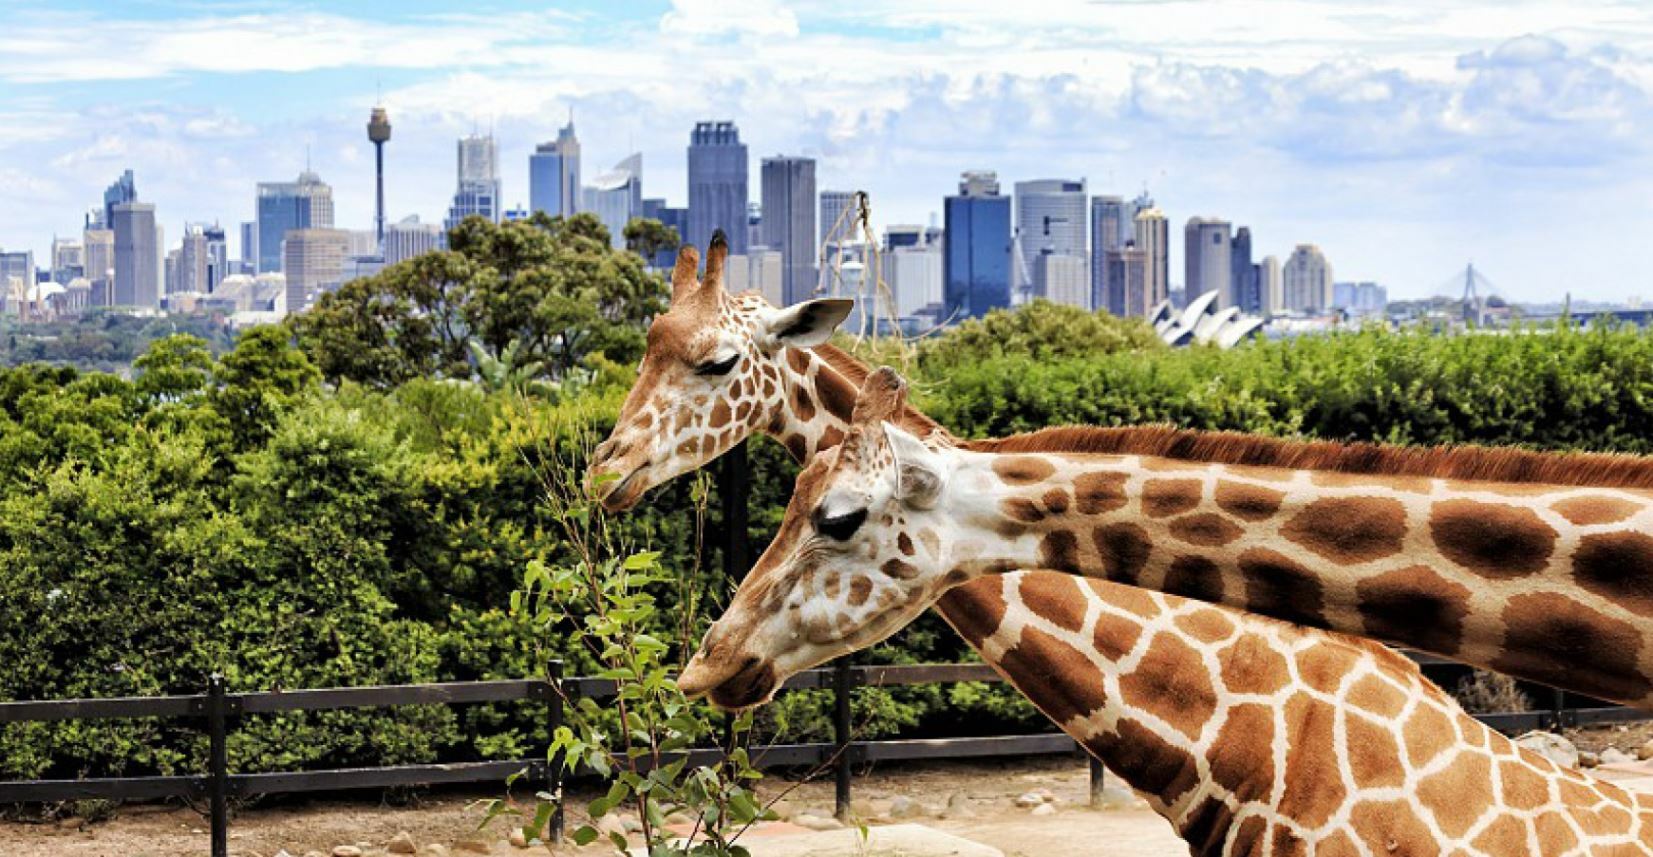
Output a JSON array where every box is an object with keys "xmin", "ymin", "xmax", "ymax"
[{"xmin": 2, "ymin": 0, "xmax": 1652, "ymax": 302}]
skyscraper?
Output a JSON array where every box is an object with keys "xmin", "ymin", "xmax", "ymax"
[
  {"xmin": 1259, "ymin": 255, "xmax": 1282, "ymax": 315},
  {"xmin": 942, "ymin": 171, "xmax": 1012, "ymax": 321},
  {"xmin": 1230, "ymin": 226, "xmax": 1259, "ymax": 314},
  {"xmin": 239, "ymin": 221, "xmax": 257, "ymax": 273},
  {"xmin": 202, "ymin": 224, "xmax": 228, "ymax": 291},
  {"xmin": 112, "ymin": 201, "xmax": 159, "ymax": 307},
  {"xmin": 102, "ymin": 170, "xmax": 135, "ymax": 231},
  {"xmin": 530, "ymin": 120, "xmax": 581, "ymax": 219},
  {"xmin": 256, "ymin": 171, "xmax": 334, "ymax": 273},
  {"xmin": 83, "ymin": 228, "xmax": 114, "ymax": 304},
  {"xmin": 687, "ymin": 121, "xmax": 749, "ymax": 257},
  {"xmin": 819, "ymin": 190, "xmax": 856, "ymax": 248},
  {"xmin": 583, "ymin": 154, "xmax": 643, "ymax": 249},
  {"xmin": 640, "ymin": 198, "xmax": 688, "ymax": 269},
  {"xmin": 1090, "ymin": 195, "xmax": 1126, "ymax": 312},
  {"xmin": 447, "ymin": 133, "xmax": 502, "ymax": 229},
  {"xmin": 1283, "ymin": 244, "xmax": 1334, "ymax": 312},
  {"xmin": 367, "ymin": 106, "xmax": 392, "ymax": 249},
  {"xmin": 1134, "ymin": 207, "xmax": 1169, "ymax": 310},
  {"xmin": 1184, "ymin": 217, "xmax": 1233, "ymax": 307},
  {"xmin": 759, "ymin": 156, "xmax": 817, "ymax": 305},
  {"xmin": 1103, "ymin": 244, "xmax": 1148, "ymax": 317},
  {"xmin": 385, "ymin": 216, "xmax": 445, "ymax": 265},
  {"xmin": 1014, "ymin": 179, "xmax": 1087, "ymax": 306},
  {"xmin": 51, "ymin": 237, "xmax": 85, "ymax": 284},
  {"xmin": 174, "ymin": 224, "xmax": 210, "ymax": 294},
  {"xmin": 282, "ymin": 228, "xmax": 350, "ymax": 314}
]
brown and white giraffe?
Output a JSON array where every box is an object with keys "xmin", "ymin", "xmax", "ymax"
[
  {"xmin": 675, "ymin": 367, "xmax": 1653, "ymax": 711},
  {"xmin": 950, "ymin": 571, "xmax": 1653, "ymax": 855}
]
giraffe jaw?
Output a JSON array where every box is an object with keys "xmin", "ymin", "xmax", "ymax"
[
  {"xmin": 595, "ymin": 466, "xmax": 649, "ymax": 512},
  {"xmin": 678, "ymin": 654, "xmax": 781, "ymax": 711}
]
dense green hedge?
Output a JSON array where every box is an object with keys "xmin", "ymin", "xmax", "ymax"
[{"xmin": 7, "ymin": 305, "xmax": 1653, "ymax": 785}]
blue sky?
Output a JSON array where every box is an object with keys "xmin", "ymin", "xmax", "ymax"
[{"xmin": 2, "ymin": 0, "xmax": 1651, "ymax": 301}]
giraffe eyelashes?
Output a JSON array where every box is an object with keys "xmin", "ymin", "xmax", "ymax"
[
  {"xmin": 814, "ymin": 508, "xmax": 868, "ymax": 541},
  {"xmin": 695, "ymin": 355, "xmax": 739, "ymax": 377}
]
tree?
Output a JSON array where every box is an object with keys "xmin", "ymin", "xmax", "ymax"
[
  {"xmin": 291, "ymin": 214, "xmax": 668, "ymax": 386},
  {"xmin": 622, "ymin": 216, "xmax": 680, "ymax": 261},
  {"xmin": 917, "ymin": 299, "xmax": 1164, "ymax": 372}
]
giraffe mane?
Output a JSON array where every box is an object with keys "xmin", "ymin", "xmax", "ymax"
[{"xmin": 966, "ymin": 425, "xmax": 1653, "ymax": 491}]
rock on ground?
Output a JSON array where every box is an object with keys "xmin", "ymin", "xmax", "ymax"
[
  {"xmin": 1515, "ymin": 731, "xmax": 1579, "ymax": 769},
  {"xmin": 387, "ymin": 831, "xmax": 418, "ymax": 854}
]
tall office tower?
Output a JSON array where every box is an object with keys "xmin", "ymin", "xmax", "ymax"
[
  {"xmin": 819, "ymin": 190, "xmax": 856, "ymax": 248},
  {"xmin": 256, "ymin": 170, "xmax": 334, "ymax": 273},
  {"xmin": 164, "ymin": 250, "xmax": 179, "ymax": 297},
  {"xmin": 1037, "ymin": 253, "xmax": 1089, "ymax": 308},
  {"xmin": 111, "ymin": 202, "xmax": 159, "ymax": 307},
  {"xmin": 202, "ymin": 224, "xmax": 227, "ymax": 291},
  {"xmin": 884, "ymin": 224, "xmax": 924, "ymax": 250},
  {"xmin": 1259, "ymin": 255, "xmax": 1282, "ymax": 315},
  {"xmin": 881, "ymin": 239, "xmax": 943, "ymax": 321},
  {"xmin": 83, "ymin": 228, "xmax": 114, "ymax": 304},
  {"xmin": 1230, "ymin": 226, "xmax": 1259, "ymax": 313},
  {"xmin": 102, "ymin": 169, "xmax": 136, "ymax": 231},
  {"xmin": 174, "ymin": 224, "xmax": 210, "ymax": 294},
  {"xmin": 281, "ymin": 228, "xmax": 350, "ymax": 314},
  {"xmin": 639, "ymin": 198, "xmax": 688, "ymax": 269},
  {"xmin": 759, "ymin": 156, "xmax": 817, "ymax": 305},
  {"xmin": 51, "ymin": 237, "xmax": 85, "ymax": 284},
  {"xmin": 687, "ymin": 121, "xmax": 749, "ymax": 257},
  {"xmin": 583, "ymin": 154, "xmax": 643, "ymax": 250},
  {"xmin": 1184, "ymin": 216, "xmax": 1233, "ymax": 308},
  {"xmin": 1134, "ymin": 207, "xmax": 1169, "ymax": 311},
  {"xmin": 446, "ymin": 133, "xmax": 502, "ymax": 230},
  {"xmin": 1103, "ymin": 244, "xmax": 1149, "ymax": 317},
  {"xmin": 384, "ymin": 216, "xmax": 446, "ymax": 265},
  {"xmin": 1090, "ymin": 195, "xmax": 1127, "ymax": 312},
  {"xmin": 530, "ymin": 119, "xmax": 581, "ymax": 218},
  {"xmin": 1014, "ymin": 179, "xmax": 1087, "ymax": 306},
  {"xmin": 0, "ymin": 249, "xmax": 34, "ymax": 301},
  {"xmin": 367, "ymin": 106, "xmax": 392, "ymax": 249},
  {"xmin": 239, "ymin": 221, "xmax": 257, "ymax": 273},
  {"xmin": 942, "ymin": 171, "xmax": 1012, "ymax": 321},
  {"xmin": 1282, "ymin": 244, "xmax": 1334, "ymax": 312}
]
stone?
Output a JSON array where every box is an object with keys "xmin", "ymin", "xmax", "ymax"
[
  {"xmin": 792, "ymin": 813, "xmax": 846, "ymax": 831},
  {"xmin": 1579, "ymin": 751, "xmax": 1600, "ymax": 768},
  {"xmin": 1514, "ymin": 731, "xmax": 1579, "ymax": 770},
  {"xmin": 387, "ymin": 832, "xmax": 418, "ymax": 854},
  {"xmin": 939, "ymin": 792, "xmax": 973, "ymax": 819},
  {"xmin": 58, "ymin": 817, "xmax": 84, "ymax": 830},
  {"xmin": 1639, "ymin": 739, "xmax": 1653, "ymax": 761},
  {"xmin": 1603, "ymin": 747, "xmax": 1637, "ymax": 765},
  {"xmin": 452, "ymin": 839, "xmax": 492, "ymax": 855},
  {"xmin": 331, "ymin": 848, "xmax": 363, "ymax": 857},
  {"xmin": 1031, "ymin": 803, "xmax": 1057, "ymax": 816},
  {"xmin": 1034, "ymin": 788, "xmax": 1056, "ymax": 802},
  {"xmin": 888, "ymin": 795, "xmax": 924, "ymax": 819},
  {"xmin": 1013, "ymin": 792, "xmax": 1044, "ymax": 808},
  {"xmin": 507, "ymin": 827, "xmax": 529, "ymax": 848}
]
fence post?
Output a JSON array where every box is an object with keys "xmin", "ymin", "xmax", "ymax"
[
  {"xmin": 206, "ymin": 673, "xmax": 229, "ymax": 857},
  {"xmin": 1550, "ymin": 686, "xmax": 1568, "ymax": 731},
  {"xmin": 833, "ymin": 659, "xmax": 853, "ymax": 821},
  {"xmin": 1088, "ymin": 756, "xmax": 1107, "ymax": 808},
  {"xmin": 547, "ymin": 662, "xmax": 565, "ymax": 845}
]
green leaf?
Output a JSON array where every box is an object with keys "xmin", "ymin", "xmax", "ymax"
[{"xmin": 572, "ymin": 825, "xmax": 600, "ymax": 846}]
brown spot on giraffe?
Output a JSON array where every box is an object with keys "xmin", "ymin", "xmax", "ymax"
[
  {"xmin": 1402, "ymin": 701, "xmax": 1459, "ymax": 770},
  {"xmin": 1072, "ymin": 470, "xmax": 1129, "ymax": 514},
  {"xmin": 790, "ymin": 384, "xmax": 815, "ymax": 422},
  {"xmin": 1036, "ymin": 529, "xmax": 1081, "ymax": 574},
  {"xmin": 1092, "ymin": 523, "xmax": 1153, "ymax": 584},
  {"xmin": 880, "ymin": 558, "xmax": 918, "ymax": 580},
  {"xmin": 1238, "ymin": 548, "xmax": 1328, "ymax": 629},
  {"xmin": 1571, "ymin": 531, "xmax": 1653, "ymax": 617},
  {"xmin": 815, "ymin": 371, "xmax": 858, "ymax": 422},
  {"xmin": 1207, "ymin": 702, "xmax": 1275, "ymax": 803},
  {"xmin": 1177, "ymin": 797, "xmax": 1236, "ymax": 855},
  {"xmin": 1430, "ymin": 499, "xmax": 1557, "ymax": 578},
  {"xmin": 897, "ymin": 532, "xmax": 914, "ymax": 556},
  {"xmin": 784, "ymin": 433, "xmax": 808, "ymax": 463},
  {"xmin": 1172, "ymin": 604, "xmax": 1234, "ymax": 645},
  {"xmin": 1347, "ymin": 673, "xmax": 1405, "ymax": 720},
  {"xmin": 1168, "ymin": 512, "xmax": 1244, "ymax": 547},
  {"xmin": 1218, "ymin": 632, "xmax": 1290, "ymax": 696},
  {"xmin": 1278, "ymin": 695, "xmax": 1346, "ymax": 828},
  {"xmin": 1293, "ymin": 643, "xmax": 1350, "ymax": 695},
  {"xmin": 1001, "ymin": 497, "xmax": 1045, "ymax": 524},
  {"xmin": 1118, "ymin": 632, "xmax": 1215, "ymax": 740},
  {"xmin": 1346, "ymin": 715, "xmax": 1405, "ymax": 789},
  {"xmin": 998, "ymin": 626, "xmax": 1108, "ymax": 728},
  {"xmin": 1493, "ymin": 593, "xmax": 1653, "ymax": 703},
  {"xmin": 1228, "ymin": 817, "xmax": 1269, "ymax": 856},
  {"xmin": 709, "ymin": 399, "xmax": 731, "ymax": 429},
  {"xmin": 1213, "ymin": 480, "xmax": 1285, "ymax": 521},
  {"xmin": 993, "ymin": 456, "xmax": 1055, "ymax": 485},
  {"xmin": 1090, "ymin": 717, "xmax": 1200, "ymax": 806},
  {"xmin": 1163, "ymin": 555, "xmax": 1225, "ymax": 605},
  {"xmin": 817, "ymin": 425, "xmax": 845, "ymax": 451},
  {"xmin": 847, "ymin": 576, "xmax": 872, "ymax": 607},
  {"xmin": 1142, "ymin": 478, "xmax": 1202, "ymax": 518},
  {"xmin": 1040, "ymin": 487, "xmax": 1070, "ymax": 515},
  {"xmin": 1469, "ymin": 815, "xmax": 1531, "ymax": 855},
  {"xmin": 1280, "ymin": 496, "xmax": 1408, "ymax": 563},
  {"xmin": 1347, "ymin": 801, "xmax": 1437, "ymax": 857},
  {"xmin": 784, "ymin": 347, "xmax": 811, "ymax": 374},
  {"xmin": 1354, "ymin": 564, "xmax": 1472, "ymax": 655},
  {"xmin": 1498, "ymin": 759, "xmax": 1551, "ymax": 812},
  {"xmin": 1016, "ymin": 574, "xmax": 1088, "ymax": 633},
  {"xmin": 936, "ymin": 582, "xmax": 1006, "ymax": 649},
  {"xmin": 1532, "ymin": 811, "xmax": 1581, "ymax": 854},
  {"xmin": 1553, "ymin": 495, "xmax": 1642, "ymax": 525}
]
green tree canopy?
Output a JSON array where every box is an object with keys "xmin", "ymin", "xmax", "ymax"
[{"xmin": 916, "ymin": 299, "xmax": 1165, "ymax": 371}]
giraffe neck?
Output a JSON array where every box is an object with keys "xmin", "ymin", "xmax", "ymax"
[
  {"xmin": 943, "ymin": 573, "xmax": 1653, "ymax": 856},
  {"xmin": 934, "ymin": 448, "xmax": 1653, "ymax": 709},
  {"xmin": 765, "ymin": 346, "xmax": 940, "ymax": 464}
]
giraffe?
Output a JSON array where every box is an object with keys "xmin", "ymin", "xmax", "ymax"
[
  {"xmin": 947, "ymin": 570, "xmax": 1653, "ymax": 855},
  {"xmin": 675, "ymin": 367, "xmax": 1653, "ymax": 711}
]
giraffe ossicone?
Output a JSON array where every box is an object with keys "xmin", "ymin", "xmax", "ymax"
[{"xmin": 679, "ymin": 367, "xmax": 1653, "ymax": 710}]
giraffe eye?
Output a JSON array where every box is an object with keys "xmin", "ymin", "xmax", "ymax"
[
  {"xmin": 814, "ymin": 508, "xmax": 868, "ymax": 541},
  {"xmin": 696, "ymin": 355, "xmax": 739, "ymax": 377}
]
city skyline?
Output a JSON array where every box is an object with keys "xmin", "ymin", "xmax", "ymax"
[{"xmin": 2, "ymin": 2, "xmax": 1652, "ymax": 302}]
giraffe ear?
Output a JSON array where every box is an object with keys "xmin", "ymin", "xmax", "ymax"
[
  {"xmin": 763, "ymin": 298, "xmax": 855, "ymax": 348},
  {"xmin": 883, "ymin": 421, "xmax": 945, "ymax": 509}
]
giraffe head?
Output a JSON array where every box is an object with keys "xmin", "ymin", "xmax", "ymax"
[
  {"xmin": 678, "ymin": 368, "xmax": 959, "ymax": 709},
  {"xmin": 589, "ymin": 232, "xmax": 854, "ymax": 511}
]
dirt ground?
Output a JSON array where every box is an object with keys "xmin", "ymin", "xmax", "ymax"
[
  {"xmin": 2, "ymin": 756, "xmax": 1178, "ymax": 857},
  {"xmin": 7, "ymin": 723, "xmax": 1652, "ymax": 857}
]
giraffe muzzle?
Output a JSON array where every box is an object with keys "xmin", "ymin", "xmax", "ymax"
[{"xmin": 678, "ymin": 654, "xmax": 779, "ymax": 711}]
